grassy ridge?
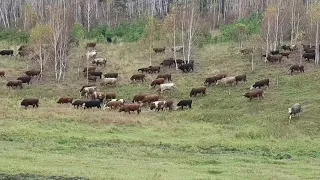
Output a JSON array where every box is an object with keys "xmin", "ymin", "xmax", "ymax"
[{"xmin": 1, "ymin": 41, "xmax": 320, "ymax": 179}]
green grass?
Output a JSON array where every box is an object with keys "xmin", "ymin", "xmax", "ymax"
[{"xmin": 1, "ymin": 41, "xmax": 320, "ymax": 180}]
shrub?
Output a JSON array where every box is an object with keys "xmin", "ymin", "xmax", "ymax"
[{"xmin": 0, "ymin": 28, "xmax": 29, "ymax": 44}]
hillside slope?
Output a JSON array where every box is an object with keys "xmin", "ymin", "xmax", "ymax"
[{"xmin": 0, "ymin": 42, "xmax": 320, "ymax": 180}]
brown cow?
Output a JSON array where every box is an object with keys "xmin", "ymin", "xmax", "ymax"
[
  {"xmin": 142, "ymin": 94, "xmax": 160, "ymax": 105},
  {"xmin": 86, "ymin": 42, "xmax": 96, "ymax": 49},
  {"xmin": 243, "ymin": 89, "xmax": 264, "ymax": 101},
  {"xmin": 105, "ymin": 92, "xmax": 117, "ymax": 100},
  {"xmin": 214, "ymin": 73, "xmax": 227, "ymax": 80},
  {"xmin": 153, "ymin": 47, "xmax": 165, "ymax": 53},
  {"xmin": 104, "ymin": 73, "xmax": 119, "ymax": 79},
  {"xmin": 235, "ymin": 74, "xmax": 247, "ymax": 85},
  {"xmin": 132, "ymin": 93, "xmax": 150, "ymax": 103},
  {"xmin": 150, "ymin": 78, "xmax": 165, "ymax": 88},
  {"xmin": 21, "ymin": 98, "xmax": 39, "ymax": 109},
  {"xmin": 6, "ymin": 80, "xmax": 23, "ymax": 89},
  {"xmin": 150, "ymin": 100, "xmax": 174, "ymax": 111},
  {"xmin": 25, "ymin": 70, "xmax": 41, "ymax": 77},
  {"xmin": 119, "ymin": 104, "xmax": 142, "ymax": 114},
  {"xmin": 91, "ymin": 92, "xmax": 105, "ymax": 102},
  {"xmin": 57, "ymin": 97, "xmax": 73, "ymax": 104},
  {"xmin": 130, "ymin": 74, "xmax": 146, "ymax": 82},
  {"xmin": 105, "ymin": 101, "xmax": 123, "ymax": 109},
  {"xmin": 204, "ymin": 76, "xmax": 221, "ymax": 86},
  {"xmin": 0, "ymin": 71, "xmax": 5, "ymax": 78},
  {"xmin": 156, "ymin": 74, "xmax": 172, "ymax": 81},
  {"xmin": 190, "ymin": 87, "xmax": 206, "ymax": 97},
  {"xmin": 289, "ymin": 64, "xmax": 304, "ymax": 75},
  {"xmin": 164, "ymin": 100, "xmax": 174, "ymax": 111}
]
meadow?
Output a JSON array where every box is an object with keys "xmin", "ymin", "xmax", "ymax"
[{"xmin": 0, "ymin": 41, "xmax": 320, "ymax": 180}]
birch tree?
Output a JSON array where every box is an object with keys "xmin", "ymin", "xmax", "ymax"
[{"xmin": 308, "ymin": 3, "xmax": 320, "ymax": 65}]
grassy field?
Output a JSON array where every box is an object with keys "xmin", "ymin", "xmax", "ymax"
[{"xmin": 1, "ymin": 41, "xmax": 320, "ymax": 180}]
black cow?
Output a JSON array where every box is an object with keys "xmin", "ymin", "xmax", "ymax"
[
  {"xmin": 72, "ymin": 100, "xmax": 88, "ymax": 109},
  {"xmin": 21, "ymin": 98, "xmax": 39, "ymax": 109},
  {"xmin": 303, "ymin": 53, "xmax": 315, "ymax": 62},
  {"xmin": 83, "ymin": 100, "xmax": 102, "ymax": 109},
  {"xmin": 0, "ymin": 50, "xmax": 14, "ymax": 56},
  {"xmin": 235, "ymin": 74, "xmax": 247, "ymax": 85},
  {"xmin": 107, "ymin": 37, "xmax": 112, "ymax": 43},
  {"xmin": 251, "ymin": 79, "xmax": 269, "ymax": 89},
  {"xmin": 104, "ymin": 73, "xmax": 118, "ymax": 78},
  {"xmin": 178, "ymin": 63, "xmax": 193, "ymax": 73},
  {"xmin": 17, "ymin": 76, "xmax": 32, "ymax": 85},
  {"xmin": 88, "ymin": 71, "xmax": 103, "ymax": 79},
  {"xmin": 176, "ymin": 100, "xmax": 192, "ymax": 110},
  {"xmin": 289, "ymin": 65, "xmax": 304, "ymax": 75}
]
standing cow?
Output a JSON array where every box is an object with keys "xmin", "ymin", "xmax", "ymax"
[{"xmin": 288, "ymin": 103, "xmax": 302, "ymax": 122}]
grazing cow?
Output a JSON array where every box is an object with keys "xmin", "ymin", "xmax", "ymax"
[
  {"xmin": 25, "ymin": 70, "xmax": 41, "ymax": 77},
  {"xmin": 107, "ymin": 37, "xmax": 112, "ymax": 43},
  {"xmin": 171, "ymin": 46, "xmax": 183, "ymax": 53},
  {"xmin": 266, "ymin": 54, "xmax": 283, "ymax": 63},
  {"xmin": 79, "ymin": 85, "xmax": 96, "ymax": 98},
  {"xmin": 0, "ymin": 71, "xmax": 5, "ymax": 78},
  {"xmin": 132, "ymin": 93, "xmax": 150, "ymax": 103},
  {"xmin": 83, "ymin": 67, "xmax": 96, "ymax": 73},
  {"xmin": 303, "ymin": 53, "xmax": 315, "ymax": 62},
  {"xmin": 92, "ymin": 58, "xmax": 107, "ymax": 66},
  {"xmin": 190, "ymin": 87, "xmax": 206, "ymax": 97},
  {"xmin": 235, "ymin": 74, "xmax": 247, "ymax": 85},
  {"xmin": 153, "ymin": 47, "xmax": 165, "ymax": 53},
  {"xmin": 17, "ymin": 76, "xmax": 32, "ymax": 85},
  {"xmin": 178, "ymin": 63, "xmax": 194, "ymax": 73},
  {"xmin": 250, "ymin": 79, "xmax": 270, "ymax": 89},
  {"xmin": 243, "ymin": 89, "xmax": 264, "ymax": 101},
  {"xmin": 289, "ymin": 65, "xmax": 304, "ymax": 75},
  {"xmin": 216, "ymin": 76, "xmax": 236, "ymax": 86},
  {"xmin": 104, "ymin": 73, "xmax": 118, "ymax": 79},
  {"xmin": 6, "ymin": 80, "xmax": 23, "ymax": 89},
  {"xmin": 21, "ymin": 98, "xmax": 39, "ymax": 109},
  {"xmin": 164, "ymin": 100, "xmax": 174, "ymax": 111},
  {"xmin": 150, "ymin": 100, "xmax": 174, "ymax": 111},
  {"xmin": 150, "ymin": 78, "xmax": 165, "ymax": 88},
  {"xmin": 138, "ymin": 67, "xmax": 150, "ymax": 73},
  {"xmin": 72, "ymin": 100, "xmax": 87, "ymax": 109},
  {"xmin": 240, "ymin": 48, "xmax": 253, "ymax": 55},
  {"xmin": 156, "ymin": 74, "xmax": 172, "ymax": 81},
  {"xmin": 88, "ymin": 71, "xmax": 103, "ymax": 79},
  {"xmin": 105, "ymin": 101, "xmax": 123, "ymax": 109},
  {"xmin": 57, "ymin": 97, "xmax": 73, "ymax": 104},
  {"xmin": 288, "ymin": 103, "xmax": 302, "ymax": 122},
  {"xmin": 86, "ymin": 42, "xmax": 96, "ymax": 49},
  {"xmin": 0, "ymin": 50, "xmax": 14, "ymax": 56},
  {"xmin": 105, "ymin": 92, "xmax": 117, "ymax": 100},
  {"xmin": 157, "ymin": 83, "xmax": 176, "ymax": 94},
  {"xmin": 119, "ymin": 104, "xmax": 142, "ymax": 114},
  {"xmin": 100, "ymin": 78, "xmax": 117, "ymax": 86},
  {"xmin": 160, "ymin": 58, "xmax": 175, "ymax": 68},
  {"xmin": 149, "ymin": 66, "xmax": 161, "ymax": 73},
  {"xmin": 130, "ymin": 74, "xmax": 146, "ymax": 82},
  {"xmin": 83, "ymin": 100, "xmax": 102, "ymax": 109},
  {"xmin": 176, "ymin": 100, "xmax": 192, "ymax": 110},
  {"xmin": 142, "ymin": 94, "xmax": 160, "ymax": 105},
  {"xmin": 280, "ymin": 52, "xmax": 290, "ymax": 59},
  {"xmin": 270, "ymin": 50, "xmax": 280, "ymax": 55},
  {"xmin": 88, "ymin": 75, "xmax": 97, "ymax": 82},
  {"xmin": 204, "ymin": 73, "xmax": 228, "ymax": 86}
]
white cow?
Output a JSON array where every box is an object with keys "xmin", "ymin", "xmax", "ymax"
[
  {"xmin": 100, "ymin": 78, "xmax": 117, "ymax": 86},
  {"xmin": 83, "ymin": 50, "xmax": 97, "ymax": 59},
  {"xmin": 157, "ymin": 83, "xmax": 176, "ymax": 94},
  {"xmin": 216, "ymin": 76, "xmax": 236, "ymax": 86},
  {"xmin": 92, "ymin": 58, "xmax": 107, "ymax": 66}
]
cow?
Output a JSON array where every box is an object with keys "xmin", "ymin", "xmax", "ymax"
[
  {"xmin": 138, "ymin": 68, "xmax": 150, "ymax": 73},
  {"xmin": 204, "ymin": 73, "xmax": 228, "ymax": 86},
  {"xmin": 190, "ymin": 87, "xmax": 206, "ymax": 97},
  {"xmin": 156, "ymin": 74, "xmax": 172, "ymax": 82},
  {"xmin": 0, "ymin": 50, "xmax": 14, "ymax": 56},
  {"xmin": 105, "ymin": 101, "xmax": 123, "ymax": 110},
  {"xmin": 83, "ymin": 67, "xmax": 96, "ymax": 73},
  {"xmin": 160, "ymin": 58, "xmax": 175, "ymax": 68},
  {"xmin": 288, "ymin": 103, "xmax": 302, "ymax": 122},
  {"xmin": 6, "ymin": 80, "xmax": 23, "ymax": 89},
  {"xmin": 150, "ymin": 100, "xmax": 174, "ymax": 111},
  {"xmin": 176, "ymin": 59, "xmax": 185, "ymax": 66},
  {"xmin": 250, "ymin": 79, "xmax": 270, "ymax": 89},
  {"xmin": 171, "ymin": 46, "xmax": 183, "ymax": 53},
  {"xmin": 100, "ymin": 78, "xmax": 117, "ymax": 86},
  {"xmin": 280, "ymin": 52, "xmax": 290, "ymax": 59},
  {"xmin": 282, "ymin": 45, "xmax": 296, "ymax": 51},
  {"xmin": 104, "ymin": 73, "xmax": 118, "ymax": 79},
  {"xmin": 88, "ymin": 71, "xmax": 103, "ymax": 79},
  {"xmin": 148, "ymin": 66, "xmax": 161, "ymax": 73},
  {"xmin": 83, "ymin": 100, "xmax": 102, "ymax": 109},
  {"xmin": 157, "ymin": 83, "xmax": 176, "ymax": 94},
  {"xmin": 176, "ymin": 100, "xmax": 192, "ymax": 110},
  {"xmin": 91, "ymin": 92, "xmax": 105, "ymax": 102},
  {"xmin": 141, "ymin": 94, "xmax": 160, "ymax": 105},
  {"xmin": 18, "ymin": 45, "xmax": 28, "ymax": 51},
  {"xmin": 25, "ymin": 70, "xmax": 41, "ymax": 77},
  {"xmin": 270, "ymin": 50, "xmax": 280, "ymax": 55},
  {"xmin": 178, "ymin": 63, "xmax": 193, "ymax": 73},
  {"xmin": 303, "ymin": 53, "xmax": 315, "ymax": 62},
  {"xmin": 18, "ymin": 51, "xmax": 29, "ymax": 57},
  {"xmin": 106, "ymin": 99, "xmax": 125, "ymax": 104},
  {"xmin": 150, "ymin": 78, "xmax": 165, "ymax": 89},
  {"xmin": 88, "ymin": 75, "xmax": 97, "ymax": 82},
  {"xmin": 289, "ymin": 64, "xmax": 304, "ymax": 75},
  {"xmin": 243, "ymin": 89, "xmax": 264, "ymax": 101},
  {"xmin": 17, "ymin": 76, "xmax": 32, "ymax": 85},
  {"xmin": 119, "ymin": 104, "xmax": 142, "ymax": 114},
  {"xmin": 132, "ymin": 93, "xmax": 150, "ymax": 103},
  {"xmin": 130, "ymin": 74, "xmax": 146, "ymax": 82},
  {"xmin": 57, "ymin": 97, "xmax": 73, "ymax": 104},
  {"xmin": 235, "ymin": 74, "xmax": 247, "ymax": 85},
  {"xmin": 92, "ymin": 58, "xmax": 107, "ymax": 66},
  {"xmin": 21, "ymin": 98, "xmax": 39, "ymax": 109},
  {"xmin": 216, "ymin": 76, "xmax": 236, "ymax": 86},
  {"xmin": 240, "ymin": 48, "xmax": 253, "ymax": 55},
  {"xmin": 72, "ymin": 100, "xmax": 88, "ymax": 109},
  {"xmin": 107, "ymin": 37, "xmax": 112, "ymax": 43},
  {"xmin": 79, "ymin": 85, "xmax": 96, "ymax": 98},
  {"xmin": 86, "ymin": 42, "xmax": 96, "ymax": 49},
  {"xmin": 153, "ymin": 47, "xmax": 165, "ymax": 53},
  {"xmin": 84, "ymin": 50, "xmax": 97, "ymax": 59},
  {"xmin": 105, "ymin": 92, "xmax": 117, "ymax": 100},
  {"xmin": 0, "ymin": 71, "xmax": 5, "ymax": 78},
  {"xmin": 266, "ymin": 54, "xmax": 283, "ymax": 63}
]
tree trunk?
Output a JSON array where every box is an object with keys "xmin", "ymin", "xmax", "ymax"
[
  {"xmin": 316, "ymin": 22, "xmax": 319, "ymax": 66},
  {"xmin": 187, "ymin": 6, "xmax": 194, "ymax": 63}
]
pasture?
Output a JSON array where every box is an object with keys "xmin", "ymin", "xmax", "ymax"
[{"xmin": 1, "ymin": 41, "xmax": 320, "ymax": 180}]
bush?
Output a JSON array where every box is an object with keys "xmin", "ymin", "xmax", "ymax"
[{"xmin": 0, "ymin": 28, "xmax": 29, "ymax": 44}]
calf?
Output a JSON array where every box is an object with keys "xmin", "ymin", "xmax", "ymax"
[
  {"xmin": 0, "ymin": 50, "xmax": 14, "ymax": 56},
  {"xmin": 0, "ymin": 71, "xmax": 5, "ymax": 78},
  {"xmin": 132, "ymin": 93, "xmax": 150, "ymax": 103},
  {"xmin": 21, "ymin": 98, "xmax": 39, "ymax": 109},
  {"xmin": 17, "ymin": 76, "xmax": 32, "ymax": 85},
  {"xmin": 153, "ymin": 47, "xmax": 165, "ymax": 53},
  {"xmin": 150, "ymin": 78, "xmax": 165, "ymax": 88},
  {"xmin": 216, "ymin": 77, "xmax": 236, "ymax": 86},
  {"xmin": 104, "ymin": 73, "xmax": 118, "ymax": 79},
  {"xmin": 190, "ymin": 87, "xmax": 206, "ymax": 97},
  {"xmin": 6, "ymin": 80, "xmax": 23, "ymax": 89},
  {"xmin": 130, "ymin": 74, "xmax": 146, "ymax": 82},
  {"xmin": 288, "ymin": 103, "xmax": 302, "ymax": 122},
  {"xmin": 119, "ymin": 104, "xmax": 142, "ymax": 114},
  {"xmin": 83, "ymin": 100, "xmax": 101, "ymax": 109},
  {"xmin": 250, "ymin": 79, "xmax": 269, "ymax": 89},
  {"xmin": 25, "ymin": 70, "xmax": 41, "ymax": 77},
  {"xmin": 156, "ymin": 74, "xmax": 172, "ymax": 81},
  {"xmin": 179, "ymin": 63, "xmax": 194, "ymax": 73},
  {"xmin": 303, "ymin": 53, "xmax": 315, "ymax": 62},
  {"xmin": 72, "ymin": 100, "xmax": 88, "ymax": 109},
  {"xmin": 157, "ymin": 83, "xmax": 176, "ymax": 94},
  {"xmin": 235, "ymin": 74, "xmax": 247, "ymax": 85},
  {"xmin": 57, "ymin": 97, "xmax": 73, "ymax": 104},
  {"xmin": 243, "ymin": 89, "xmax": 264, "ymax": 101},
  {"xmin": 289, "ymin": 65, "xmax": 304, "ymax": 75},
  {"xmin": 100, "ymin": 78, "xmax": 117, "ymax": 86},
  {"xmin": 176, "ymin": 100, "xmax": 192, "ymax": 110}
]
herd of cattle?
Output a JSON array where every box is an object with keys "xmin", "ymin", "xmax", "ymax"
[{"xmin": 0, "ymin": 42, "xmax": 307, "ymax": 121}]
